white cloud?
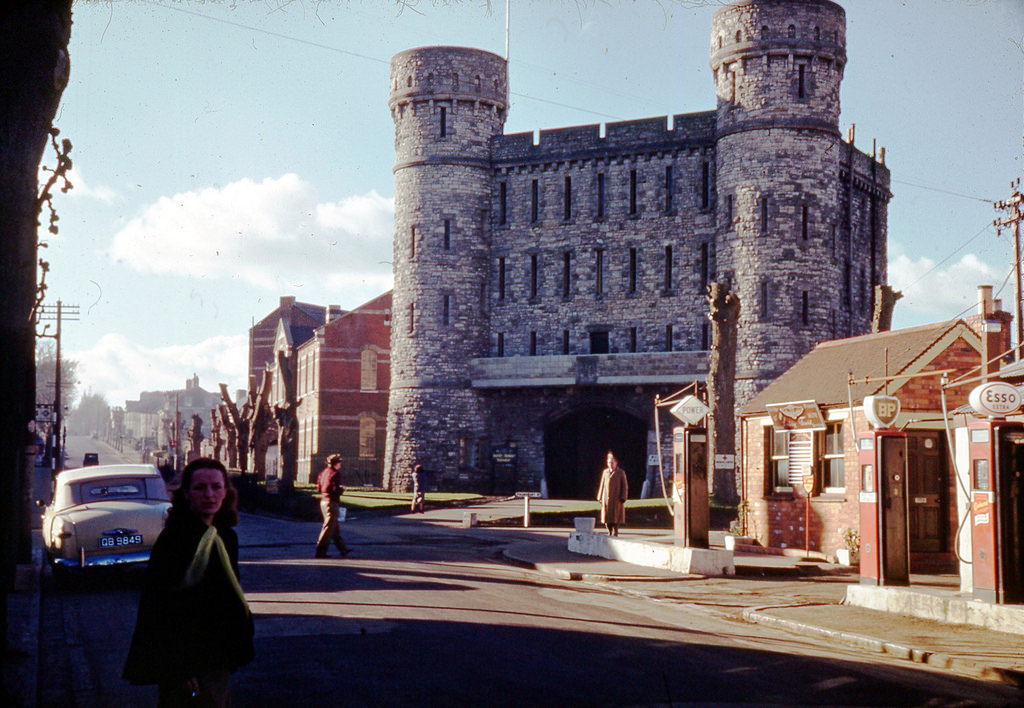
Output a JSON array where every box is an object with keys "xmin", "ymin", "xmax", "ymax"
[
  {"xmin": 109, "ymin": 175, "xmax": 394, "ymax": 294},
  {"xmin": 888, "ymin": 249, "xmax": 1006, "ymax": 325},
  {"xmin": 66, "ymin": 167, "xmax": 120, "ymax": 204},
  {"xmin": 67, "ymin": 333, "xmax": 248, "ymax": 408}
]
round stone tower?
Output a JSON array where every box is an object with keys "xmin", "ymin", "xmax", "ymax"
[
  {"xmin": 711, "ymin": 0, "xmax": 848, "ymax": 405},
  {"xmin": 383, "ymin": 47, "xmax": 508, "ymax": 489}
]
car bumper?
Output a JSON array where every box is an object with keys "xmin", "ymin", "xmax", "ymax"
[{"xmin": 53, "ymin": 550, "xmax": 152, "ymax": 568}]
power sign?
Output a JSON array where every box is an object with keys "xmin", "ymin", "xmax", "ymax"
[{"xmin": 968, "ymin": 382, "xmax": 1022, "ymax": 418}]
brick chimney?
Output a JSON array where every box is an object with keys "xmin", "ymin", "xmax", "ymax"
[{"xmin": 966, "ymin": 285, "xmax": 1013, "ymax": 379}]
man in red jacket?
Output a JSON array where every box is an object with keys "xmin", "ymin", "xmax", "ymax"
[{"xmin": 315, "ymin": 454, "xmax": 351, "ymax": 558}]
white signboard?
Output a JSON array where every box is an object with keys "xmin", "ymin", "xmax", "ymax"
[
  {"xmin": 968, "ymin": 381, "xmax": 1022, "ymax": 418},
  {"xmin": 670, "ymin": 395, "xmax": 710, "ymax": 425},
  {"xmin": 714, "ymin": 454, "xmax": 735, "ymax": 469},
  {"xmin": 863, "ymin": 395, "xmax": 901, "ymax": 429}
]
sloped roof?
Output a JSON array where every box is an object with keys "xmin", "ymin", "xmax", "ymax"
[{"xmin": 741, "ymin": 320, "xmax": 980, "ymax": 415}]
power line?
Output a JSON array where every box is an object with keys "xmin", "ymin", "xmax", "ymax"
[{"xmin": 890, "ymin": 178, "xmax": 995, "ymax": 204}]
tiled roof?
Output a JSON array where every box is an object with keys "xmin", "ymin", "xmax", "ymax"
[{"xmin": 741, "ymin": 320, "xmax": 976, "ymax": 415}]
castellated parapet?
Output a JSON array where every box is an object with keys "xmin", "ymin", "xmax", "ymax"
[{"xmin": 383, "ymin": 0, "xmax": 891, "ymax": 500}]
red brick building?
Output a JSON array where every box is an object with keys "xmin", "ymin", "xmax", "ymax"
[
  {"xmin": 737, "ymin": 303, "xmax": 1012, "ymax": 568},
  {"xmin": 293, "ymin": 292, "xmax": 392, "ymax": 484},
  {"xmin": 249, "ymin": 296, "xmax": 343, "ymax": 382}
]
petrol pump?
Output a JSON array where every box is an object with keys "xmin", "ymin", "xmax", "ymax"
[
  {"xmin": 671, "ymin": 425, "xmax": 709, "ymax": 548},
  {"xmin": 858, "ymin": 395, "xmax": 910, "ymax": 586},
  {"xmin": 966, "ymin": 381, "xmax": 1024, "ymax": 604}
]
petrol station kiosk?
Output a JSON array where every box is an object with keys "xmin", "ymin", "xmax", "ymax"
[
  {"xmin": 965, "ymin": 381, "xmax": 1024, "ymax": 604},
  {"xmin": 858, "ymin": 395, "xmax": 910, "ymax": 586},
  {"xmin": 668, "ymin": 395, "xmax": 710, "ymax": 549}
]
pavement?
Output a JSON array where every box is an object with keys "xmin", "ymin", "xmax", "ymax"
[{"xmin": 5, "ymin": 495, "xmax": 1024, "ymax": 707}]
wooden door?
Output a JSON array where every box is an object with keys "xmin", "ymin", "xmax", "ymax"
[{"xmin": 907, "ymin": 432, "xmax": 946, "ymax": 553}]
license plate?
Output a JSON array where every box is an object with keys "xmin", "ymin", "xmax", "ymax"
[{"xmin": 99, "ymin": 533, "xmax": 142, "ymax": 548}]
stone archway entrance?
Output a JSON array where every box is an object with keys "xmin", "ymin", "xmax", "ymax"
[{"xmin": 544, "ymin": 407, "xmax": 647, "ymax": 499}]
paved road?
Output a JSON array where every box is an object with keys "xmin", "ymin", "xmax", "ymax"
[{"xmin": 36, "ymin": 511, "xmax": 1023, "ymax": 707}]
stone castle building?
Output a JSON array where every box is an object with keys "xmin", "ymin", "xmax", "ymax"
[{"xmin": 383, "ymin": 0, "xmax": 892, "ymax": 499}]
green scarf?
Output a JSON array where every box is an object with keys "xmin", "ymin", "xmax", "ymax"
[{"xmin": 179, "ymin": 524, "xmax": 250, "ymax": 614}]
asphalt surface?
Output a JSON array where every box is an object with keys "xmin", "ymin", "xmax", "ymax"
[{"xmin": 5, "ymin": 479, "xmax": 1024, "ymax": 707}]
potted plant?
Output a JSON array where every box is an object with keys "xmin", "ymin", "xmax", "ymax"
[{"xmin": 836, "ymin": 527, "xmax": 860, "ymax": 566}]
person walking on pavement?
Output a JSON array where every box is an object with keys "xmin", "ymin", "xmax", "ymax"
[
  {"xmin": 316, "ymin": 454, "xmax": 351, "ymax": 558},
  {"xmin": 410, "ymin": 463, "xmax": 426, "ymax": 513},
  {"xmin": 597, "ymin": 450, "xmax": 628, "ymax": 537}
]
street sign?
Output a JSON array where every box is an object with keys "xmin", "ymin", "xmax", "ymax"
[
  {"xmin": 669, "ymin": 395, "xmax": 710, "ymax": 425},
  {"xmin": 35, "ymin": 404, "xmax": 53, "ymax": 423},
  {"xmin": 767, "ymin": 400, "xmax": 825, "ymax": 430}
]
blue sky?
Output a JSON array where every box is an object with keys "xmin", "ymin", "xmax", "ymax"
[{"xmin": 50, "ymin": 0, "xmax": 1022, "ymax": 407}]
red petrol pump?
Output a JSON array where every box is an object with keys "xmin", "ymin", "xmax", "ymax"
[
  {"xmin": 858, "ymin": 428, "xmax": 910, "ymax": 586},
  {"xmin": 672, "ymin": 426, "xmax": 709, "ymax": 548},
  {"xmin": 967, "ymin": 418, "xmax": 1024, "ymax": 604}
]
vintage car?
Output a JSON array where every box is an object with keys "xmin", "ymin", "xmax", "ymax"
[{"xmin": 40, "ymin": 464, "xmax": 172, "ymax": 570}]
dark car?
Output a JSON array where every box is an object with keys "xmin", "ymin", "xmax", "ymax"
[{"xmin": 82, "ymin": 453, "xmax": 100, "ymax": 467}]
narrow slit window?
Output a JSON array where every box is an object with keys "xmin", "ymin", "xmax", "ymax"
[
  {"xmin": 499, "ymin": 183, "xmax": 507, "ymax": 225},
  {"xmin": 700, "ymin": 242, "xmax": 709, "ymax": 287},
  {"xmin": 439, "ymin": 106, "xmax": 447, "ymax": 138},
  {"xmin": 629, "ymin": 326, "xmax": 638, "ymax": 353},
  {"xmin": 760, "ymin": 281, "xmax": 770, "ymax": 320},
  {"xmin": 529, "ymin": 331, "xmax": 537, "ymax": 356},
  {"xmin": 562, "ymin": 329, "xmax": 570, "ymax": 355},
  {"xmin": 410, "ymin": 226, "xmax": 416, "ymax": 258},
  {"xmin": 629, "ymin": 169, "xmax": 638, "ymax": 215},
  {"xmin": 497, "ymin": 332, "xmax": 504, "ymax": 357},
  {"xmin": 701, "ymin": 162, "xmax": 710, "ymax": 210},
  {"xmin": 802, "ymin": 290, "xmax": 810, "ymax": 325},
  {"xmin": 665, "ymin": 166, "xmax": 673, "ymax": 212},
  {"xmin": 798, "ymin": 65, "xmax": 806, "ymax": 99},
  {"xmin": 498, "ymin": 257, "xmax": 506, "ymax": 301},
  {"xmin": 597, "ymin": 173, "xmax": 605, "ymax": 219},
  {"xmin": 408, "ymin": 302, "xmax": 415, "ymax": 333},
  {"xmin": 442, "ymin": 294, "xmax": 451, "ymax": 326},
  {"xmin": 665, "ymin": 324, "xmax": 673, "ymax": 352},
  {"xmin": 664, "ymin": 245, "xmax": 673, "ymax": 292},
  {"xmin": 562, "ymin": 251, "xmax": 572, "ymax": 297},
  {"xmin": 760, "ymin": 196, "xmax": 769, "ymax": 235},
  {"xmin": 443, "ymin": 219, "xmax": 451, "ymax": 250},
  {"xmin": 563, "ymin": 176, "xmax": 572, "ymax": 220},
  {"xmin": 628, "ymin": 247, "xmax": 638, "ymax": 293},
  {"xmin": 531, "ymin": 179, "xmax": 539, "ymax": 222},
  {"xmin": 530, "ymin": 253, "xmax": 539, "ymax": 298},
  {"xmin": 801, "ymin": 204, "xmax": 809, "ymax": 240},
  {"xmin": 595, "ymin": 248, "xmax": 604, "ymax": 296}
]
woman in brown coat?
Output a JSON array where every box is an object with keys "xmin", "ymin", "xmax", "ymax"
[{"xmin": 597, "ymin": 451, "xmax": 628, "ymax": 536}]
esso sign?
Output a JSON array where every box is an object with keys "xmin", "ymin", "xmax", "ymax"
[
  {"xmin": 968, "ymin": 382, "xmax": 1022, "ymax": 418},
  {"xmin": 863, "ymin": 395, "xmax": 901, "ymax": 428}
]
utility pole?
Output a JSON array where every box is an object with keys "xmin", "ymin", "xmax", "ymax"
[
  {"xmin": 37, "ymin": 300, "xmax": 79, "ymax": 472},
  {"xmin": 994, "ymin": 179, "xmax": 1023, "ymax": 362}
]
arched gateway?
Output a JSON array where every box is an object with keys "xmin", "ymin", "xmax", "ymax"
[{"xmin": 544, "ymin": 407, "xmax": 647, "ymax": 500}]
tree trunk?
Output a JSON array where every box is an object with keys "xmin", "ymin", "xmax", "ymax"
[
  {"xmin": 706, "ymin": 283, "xmax": 740, "ymax": 505},
  {"xmin": 0, "ymin": 0, "xmax": 72, "ymax": 684}
]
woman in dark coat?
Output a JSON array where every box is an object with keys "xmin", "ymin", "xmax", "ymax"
[{"xmin": 124, "ymin": 458, "xmax": 254, "ymax": 707}]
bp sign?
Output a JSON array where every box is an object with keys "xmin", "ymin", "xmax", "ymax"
[
  {"xmin": 863, "ymin": 395, "xmax": 901, "ymax": 429},
  {"xmin": 968, "ymin": 381, "xmax": 1022, "ymax": 418},
  {"xmin": 669, "ymin": 395, "xmax": 710, "ymax": 425}
]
